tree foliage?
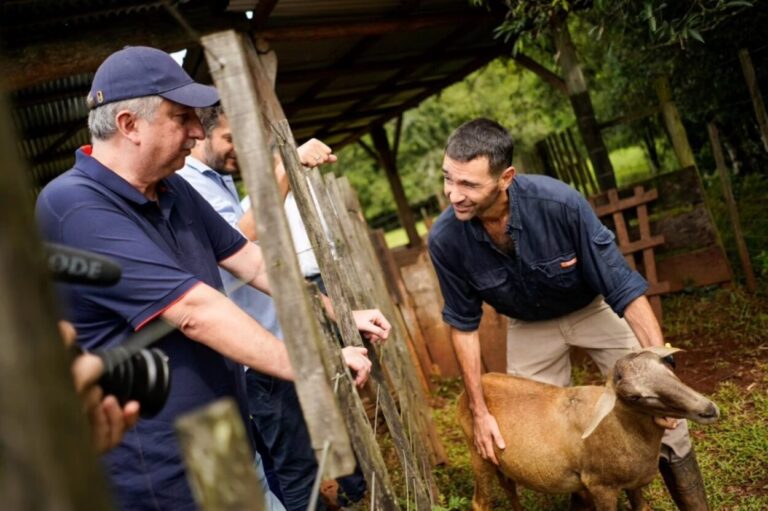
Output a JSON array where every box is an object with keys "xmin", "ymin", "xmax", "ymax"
[{"xmin": 335, "ymin": 0, "xmax": 767, "ymax": 223}]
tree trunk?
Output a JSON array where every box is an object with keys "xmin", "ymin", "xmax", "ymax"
[
  {"xmin": 551, "ymin": 14, "xmax": 616, "ymax": 191},
  {"xmin": 370, "ymin": 125, "xmax": 422, "ymax": 248}
]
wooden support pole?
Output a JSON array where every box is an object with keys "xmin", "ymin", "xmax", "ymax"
[
  {"xmin": 738, "ymin": 48, "xmax": 768, "ymax": 153},
  {"xmin": 0, "ymin": 95, "xmax": 114, "ymax": 509},
  {"xmin": 370, "ymin": 125, "xmax": 422, "ymax": 248},
  {"xmin": 175, "ymin": 399, "xmax": 267, "ymax": 511},
  {"xmin": 654, "ymin": 75, "xmax": 697, "ymax": 170},
  {"xmin": 551, "ymin": 14, "xmax": 616, "ymax": 191},
  {"xmin": 201, "ymin": 30, "xmax": 355, "ymax": 478},
  {"xmin": 707, "ymin": 122, "xmax": 757, "ymax": 292}
]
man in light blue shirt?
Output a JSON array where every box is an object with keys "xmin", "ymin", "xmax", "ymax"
[{"xmin": 178, "ymin": 105, "xmax": 369, "ymax": 511}]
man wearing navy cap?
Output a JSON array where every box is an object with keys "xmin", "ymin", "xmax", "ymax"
[{"xmin": 36, "ymin": 46, "xmax": 390, "ymax": 510}]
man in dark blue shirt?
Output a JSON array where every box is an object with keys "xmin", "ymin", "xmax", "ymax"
[
  {"xmin": 428, "ymin": 119, "xmax": 708, "ymax": 510},
  {"xmin": 36, "ymin": 46, "xmax": 388, "ymax": 511}
]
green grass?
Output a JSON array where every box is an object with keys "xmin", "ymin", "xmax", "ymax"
[{"xmin": 384, "ymin": 220, "xmax": 429, "ymax": 248}]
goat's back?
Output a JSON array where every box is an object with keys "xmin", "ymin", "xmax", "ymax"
[{"xmin": 458, "ymin": 373, "xmax": 609, "ymax": 493}]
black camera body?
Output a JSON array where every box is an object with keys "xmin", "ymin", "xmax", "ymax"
[{"xmin": 48, "ymin": 243, "xmax": 172, "ymax": 418}]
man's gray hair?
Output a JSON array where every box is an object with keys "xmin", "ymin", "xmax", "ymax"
[{"xmin": 87, "ymin": 95, "xmax": 164, "ymax": 141}]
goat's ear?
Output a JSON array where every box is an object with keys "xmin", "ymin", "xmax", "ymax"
[
  {"xmin": 643, "ymin": 346, "xmax": 683, "ymax": 359},
  {"xmin": 581, "ymin": 388, "xmax": 617, "ymax": 440}
]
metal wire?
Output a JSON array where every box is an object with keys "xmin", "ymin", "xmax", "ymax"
[{"xmin": 307, "ymin": 439, "xmax": 331, "ymax": 511}]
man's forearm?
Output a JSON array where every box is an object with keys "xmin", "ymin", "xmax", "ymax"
[
  {"xmin": 162, "ymin": 283, "xmax": 294, "ymax": 380},
  {"xmin": 219, "ymin": 242, "xmax": 272, "ymax": 295},
  {"xmin": 623, "ymin": 295, "xmax": 664, "ymax": 348},
  {"xmin": 451, "ymin": 327, "xmax": 489, "ymax": 417}
]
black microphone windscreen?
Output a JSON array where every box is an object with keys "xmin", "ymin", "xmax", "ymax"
[{"xmin": 44, "ymin": 243, "xmax": 122, "ymax": 286}]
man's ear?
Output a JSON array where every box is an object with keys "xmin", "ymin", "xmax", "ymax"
[
  {"xmin": 499, "ymin": 165, "xmax": 516, "ymax": 190},
  {"xmin": 115, "ymin": 110, "xmax": 141, "ymax": 144}
]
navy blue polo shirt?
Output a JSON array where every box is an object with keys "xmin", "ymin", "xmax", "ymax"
[
  {"xmin": 428, "ymin": 174, "xmax": 648, "ymax": 332},
  {"xmin": 36, "ymin": 148, "xmax": 249, "ymax": 510}
]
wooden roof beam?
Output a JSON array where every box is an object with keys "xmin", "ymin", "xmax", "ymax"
[
  {"xmin": 0, "ymin": 11, "xmax": 247, "ymax": 91},
  {"xmin": 328, "ymin": 51, "xmax": 503, "ymax": 148},
  {"xmin": 256, "ymin": 13, "xmax": 491, "ymax": 42},
  {"xmin": 277, "ymin": 45, "xmax": 501, "ymax": 84}
]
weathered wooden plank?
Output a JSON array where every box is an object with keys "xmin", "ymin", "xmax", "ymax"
[
  {"xmin": 332, "ymin": 177, "xmax": 448, "ymax": 468},
  {"xmin": 201, "ymin": 30, "xmax": 355, "ymax": 478},
  {"xmin": 175, "ymin": 399, "xmax": 266, "ymax": 511},
  {"xmin": 400, "ymin": 254, "xmax": 461, "ymax": 378},
  {"xmin": 607, "ymin": 189, "xmax": 637, "ymax": 270},
  {"xmin": 618, "ymin": 235, "xmax": 665, "ymax": 255},
  {"xmin": 657, "ymin": 247, "xmax": 733, "ymax": 292},
  {"xmin": 592, "ymin": 189, "xmax": 658, "ymax": 217},
  {"xmin": 0, "ymin": 95, "xmax": 114, "ymax": 510},
  {"xmin": 307, "ymin": 168, "xmax": 432, "ymax": 509},
  {"xmin": 307, "ymin": 287, "xmax": 402, "ymax": 511}
]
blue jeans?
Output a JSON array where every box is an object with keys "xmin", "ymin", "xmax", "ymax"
[{"xmin": 246, "ymin": 371, "xmax": 366, "ymax": 511}]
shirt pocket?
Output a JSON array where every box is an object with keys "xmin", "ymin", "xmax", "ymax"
[{"xmin": 530, "ymin": 252, "xmax": 579, "ymax": 289}]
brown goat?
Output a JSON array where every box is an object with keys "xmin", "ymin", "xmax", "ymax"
[{"xmin": 457, "ymin": 347, "xmax": 719, "ymax": 511}]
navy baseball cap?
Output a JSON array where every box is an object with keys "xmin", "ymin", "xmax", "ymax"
[{"xmin": 87, "ymin": 46, "xmax": 219, "ymax": 109}]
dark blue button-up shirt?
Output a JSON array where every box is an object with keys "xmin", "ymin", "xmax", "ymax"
[
  {"xmin": 428, "ymin": 174, "xmax": 648, "ymax": 331},
  {"xmin": 36, "ymin": 148, "xmax": 249, "ymax": 510}
]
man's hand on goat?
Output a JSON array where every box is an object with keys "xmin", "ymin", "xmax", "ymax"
[
  {"xmin": 341, "ymin": 346, "xmax": 372, "ymax": 387},
  {"xmin": 473, "ymin": 412, "xmax": 506, "ymax": 465},
  {"xmin": 352, "ymin": 309, "xmax": 392, "ymax": 344}
]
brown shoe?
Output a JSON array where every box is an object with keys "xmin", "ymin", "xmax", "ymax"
[{"xmin": 658, "ymin": 449, "xmax": 710, "ymax": 510}]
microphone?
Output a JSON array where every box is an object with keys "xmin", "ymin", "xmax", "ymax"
[{"xmin": 45, "ymin": 242, "xmax": 122, "ymax": 286}]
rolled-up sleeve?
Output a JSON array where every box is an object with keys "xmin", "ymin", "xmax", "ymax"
[
  {"xmin": 428, "ymin": 238, "xmax": 483, "ymax": 331},
  {"xmin": 571, "ymin": 197, "xmax": 648, "ymax": 317}
]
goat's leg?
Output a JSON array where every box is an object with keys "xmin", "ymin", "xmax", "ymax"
[
  {"xmin": 469, "ymin": 453, "xmax": 500, "ymax": 511},
  {"xmin": 586, "ymin": 485, "xmax": 619, "ymax": 511},
  {"xmin": 625, "ymin": 487, "xmax": 651, "ymax": 511},
  {"xmin": 495, "ymin": 472, "xmax": 523, "ymax": 511}
]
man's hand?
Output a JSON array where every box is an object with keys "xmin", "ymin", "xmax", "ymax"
[
  {"xmin": 60, "ymin": 320, "xmax": 141, "ymax": 453},
  {"xmin": 341, "ymin": 346, "xmax": 372, "ymax": 387},
  {"xmin": 473, "ymin": 412, "xmax": 506, "ymax": 465},
  {"xmin": 351, "ymin": 309, "xmax": 391, "ymax": 343},
  {"xmin": 654, "ymin": 416, "xmax": 680, "ymax": 430},
  {"xmin": 297, "ymin": 138, "xmax": 337, "ymax": 167}
]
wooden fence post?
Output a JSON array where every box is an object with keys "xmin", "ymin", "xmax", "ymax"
[
  {"xmin": 176, "ymin": 399, "xmax": 267, "ymax": 511},
  {"xmin": 305, "ymin": 168, "xmax": 432, "ymax": 509},
  {"xmin": 331, "ymin": 176, "xmax": 448, "ymax": 468},
  {"xmin": 241, "ymin": 31, "xmax": 428, "ymax": 507},
  {"xmin": 707, "ymin": 122, "xmax": 757, "ymax": 292},
  {"xmin": 0, "ymin": 95, "xmax": 114, "ymax": 510},
  {"xmin": 654, "ymin": 75, "xmax": 697, "ymax": 170},
  {"xmin": 739, "ymin": 48, "xmax": 768, "ymax": 153},
  {"xmin": 201, "ymin": 30, "xmax": 355, "ymax": 478}
]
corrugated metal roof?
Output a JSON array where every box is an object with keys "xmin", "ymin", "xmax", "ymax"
[{"xmin": 2, "ymin": 0, "xmax": 511, "ymax": 190}]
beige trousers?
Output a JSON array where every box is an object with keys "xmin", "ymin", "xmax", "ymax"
[{"xmin": 505, "ymin": 295, "xmax": 691, "ymax": 461}]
